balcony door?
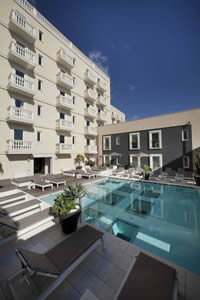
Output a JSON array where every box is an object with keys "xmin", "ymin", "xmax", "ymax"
[
  {"xmin": 14, "ymin": 128, "xmax": 23, "ymax": 140},
  {"xmin": 34, "ymin": 158, "xmax": 45, "ymax": 174}
]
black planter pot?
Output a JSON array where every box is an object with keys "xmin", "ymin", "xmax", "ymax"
[
  {"xmin": 60, "ymin": 208, "xmax": 81, "ymax": 234},
  {"xmin": 144, "ymin": 173, "xmax": 150, "ymax": 180},
  {"xmin": 194, "ymin": 175, "xmax": 200, "ymax": 186}
]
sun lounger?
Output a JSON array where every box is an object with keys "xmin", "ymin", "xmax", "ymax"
[
  {"xmin": 45, "ymin": 175, "xmax": 66, "ymax": 188},
  {"xmin": 32, "ymin": 179, "xmax": 53, "ymax": 192},
  {"xmin": 63, "ymin": 169, "xmax": 76, "ymax": 177},
  {"xmin": 16, "ymin": 225, "xmax": 104, "ymax": 300},
  {"xmin": 114, "ymin": 252, "xmax": 177, "ymax": 300},
  {"xmin": 0, "ymin": 199, "xmax": 41, "ymax": 217},
  {"xmin": 77, "ymin": 170, "xmax": 96, "ymax": 179}
]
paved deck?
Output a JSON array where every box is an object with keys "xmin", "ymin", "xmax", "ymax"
[{"xmin": 0, "ymin": 219, "xmax": 200, "ymax": 300}]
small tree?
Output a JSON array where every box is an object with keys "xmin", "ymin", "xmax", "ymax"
[
  {"xmin": 74, "ymin": 154, "xmax": 85, "ymax": 169},
  {"xmin": 0, "ymin": 162, "xmax": 3, "ymax": 175}
]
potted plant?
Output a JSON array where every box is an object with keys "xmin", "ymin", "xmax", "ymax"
[
  {"xmin": 51, "ymin": 183, "xmax": 86, "ymax": 234},
  {"xmin": 142, "ymin": 164, "xmax": 152, "ymax": 180},
  {"xmin": 194, "ymin": 154, "xmax": 200, "ymax": 186},
  {"xmin": 74, "ymin": 154, "xmax": 85, "ymax": 170}
]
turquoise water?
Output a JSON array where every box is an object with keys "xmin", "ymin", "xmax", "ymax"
[{"xmin": 40, "ymin": 178, "xmax": 200, "ymax": 275}]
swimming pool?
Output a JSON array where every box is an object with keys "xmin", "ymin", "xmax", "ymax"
[{"xmin": 40, "ymin": 178, "xmax": 200, "ymax": 275}]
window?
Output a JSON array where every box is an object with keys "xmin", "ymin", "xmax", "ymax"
[
  {"xmin": 182, "ymin": 129, "xmax": 189, "ymax": 141},
  {"xmin": 72, "ymin": 136, "xmax": 75, "ymax": 145},
  {"xmin": 38, "ymin": 55, "xmax": 43, "ymax": 66},
  {"xmin": 59, "ymin": 135, "xmax": 65, "ymax": 143},
  {"xmin": 86, "ymin": 103, "xmax": 90, "ymax": 108},
  {"xmin": 37, "ymin": 131, "xmax": 41, "ymax": 142},
  {"xmin": 129, "ymin": 133, "xmax": 140, "ymax": 150},
  {"xmin": 116, "ymin": 136, "xmax": 120, "ymax": 145},
  {"xmin": 130, "ymin": 155, "xmax": 140, "ymax": 168},
  {"xmin": 73, "ymin": 58, "xmax": 76, "ymax": 65},
  {"xmin": 103, "ymin": 136, "xmax": 111, "ymax": 150},
  {"xmin": 37, "ymin": 105, "xmax": 41, "ymax": 116},
  {"xmin": 73, "ymin": 96, "xmax": 75, "ymax": 105},
  {"xmin": 15, "ymin": 99, "xmax": 24, "ymax": 108},
  {"xmin": 98, "ymin": 108, "xmax": 101, "ymax": 113},
  {"xmin": 60, "ymin": 90, "xmax": 65, "ymax": 96},
  {"xmin": 104, "ymin": 155, "xmax": 110, "ymax": 165},
  {"xmin": 73, "ymin": 116, "xmax": 75, "ymax": 124},
  {"xmin": 150, "ymin": 154, "xmax": 163, "ymax": 170},
  {"xmin": 86, "ymin": 120, "xmax": 90, "ymax": 127},
  {"xmin": 16, "ymin": 69, "xmax": 24, "ymax": 77},
  {"xmin": 183, "ymin": 156, "xmax": 190, "ymax": 168},
  {"xmin": 39, "ymin": 30, "xmax": 43, "ymax": 41},
  {"xmin": 38, "ymin": 79, "xmax": 42, "ymax": 91},
  {"xmin": 60, "ymin": 112, "xmax": 65, "ymax": 119},
  {"xmin": 72, "ymin": 77, "xmax": 75, "ymax": 86},
  {"xmin": 149, "ymin": 130, "xmax": 162, "ymax": 149},
  {"xmin": 14, "ymin": 128, "xmax": 23, "ymax": 140},
  {"xmin": 87, "ymin": 139, "xmax": 90, "ymax": 146}
]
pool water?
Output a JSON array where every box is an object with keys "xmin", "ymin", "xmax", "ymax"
[{"xmin": 40, "ymin": 178, "xmax": 200, "ymax": 275}]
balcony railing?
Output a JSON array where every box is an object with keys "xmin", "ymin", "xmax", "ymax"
[
  {"xmin": 97, "ymin": 79, "xmax": 106, "ymax": 91},
  {"xmin": 8, "ymin": 140, "xmax": 32, "ymax": 153},
  {"xmin": 84, "ymin": 71, "xmax": 97, "ymax": 85},
  {"xmin": 84, "ymin": 127, "xmax": 97, "ymax": 136},
  {"xmin": 8, "ymin": 106, "xmax": 34, "ymax": 124},
  {"xmin": 97, "ymin": 95, "xmax": 107, "ymax": 106},
  {"xmin": 84, "ymin": 145, "xmax": 97, "ymax": 154},
  {"xmin": 10, "ymin": 10, "xmax": 36, "ymax": 43},
  {"xmin": 56, "ymin": 143, "xmax": 72, "ymax": 154},
  {"xmin": 97, "ymin": 111, "xmax": 107, "ymax": 122},
  {"xmin": 56, "ymin": 95, "xmax": 73, "ymax": 110},
  {"xmin": 56, "ymin": 119, "xmax": 73, "ymax": 131},
  {"xmin": 56, "ymin": 72, "xmax": 73, "ymax": 89},
  {"xmin": 84, "ymin": 89, "xmax": 97, "ymax": 102},
  {"xmin": 9, "ymin": 41, "xmax": 36, "ymax": 69},
  {"xmin": 84, "ymin": 107, "xmax": 97, "ymax": 118},
  {"xmin": 8, "ymin": 74, "xmax": 35, "ymax": 97},
  {"xmin": 57, "ymin": 49, "xmax": 74, "ymax": 69}
]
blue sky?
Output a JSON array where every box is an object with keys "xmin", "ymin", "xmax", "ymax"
[{"xmin": 28, "ymin": 0, "xmax": 200, "ymax": 120}]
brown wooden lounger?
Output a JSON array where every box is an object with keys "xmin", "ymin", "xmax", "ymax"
[
  {"xmin": 0, "ymin": 199, "xmax": 41, "ymax": 217},
  {"xmin": 16, "ymin": 225, "xmax": 104, "ymax": 299},
  {"xmin": 115, "ymin": 252, "xmax": 177, "ymax": 300}
]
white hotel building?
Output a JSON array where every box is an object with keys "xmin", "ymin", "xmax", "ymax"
[{"xmin": 0, "ymin": 0, "xmax": 125, "ymax": 179}]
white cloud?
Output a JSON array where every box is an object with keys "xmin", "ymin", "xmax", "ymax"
[
  {"xmin": 129, "ymin": 83, "xmax": 135, "ymax": 91},
  {"xmin": 88, "ymin": 50, "xmax": 109, "ymax": 75}
]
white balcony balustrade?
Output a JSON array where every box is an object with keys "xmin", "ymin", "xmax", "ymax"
[
  {"xmin": 97, "ymin": 111, "xmax": 107, "ymax": 122},
  {"xmin": 56, "ymin": 72, "xmax": 74, "ymax": 89},
  {"xmin": 8, "ymin": 106, "xmax": 34, "ymax": 124},
  {"xmin": 56, "ymin": 95, "xmax": 73, "ymax": 111},
  {"xmin": 84, "ymin": 127, "xmax": 97, "ymax": 136},
  {"xmin": 57, "ymin": 49, "xmax": 74, "ymax": 70},
  {"xmin": 56, "ymin": 119, "xmax": 73, "ymax": 132},
  {"xmin": 84, "ymin": 145, "xmax": 97, "ymax": 154},
  {"xmin": 84, "ymin": 71, "xmax": 97, "ymax": 85},
  {"xmin": 84, "ymin": 89, "xmax": 97, "ymax": 102},
  {"xmin": 97, "ymin": 95, "xmax": 107, "ymax": 107},
  {"xmin": 97, "ymin": 79, "xmax": 106, "ymax": 92},
  {"xmin": 56, "ymin": 143, "xmax": 72, "ymax": 154},
  {"xmin": 10, "ymin": 10, "xmax": 36, "ymax": 43},
  {"xmin": 9, "ymin": 41, "xmax": 36, "ymax": 69},
  {"xmin": 8, "ymin": 140, "xmax": 32, "ymax": 154},
  {"xmin": 84, "ymin": 107, "xmax": 97, "ymax": 118},
  {"xmin": 8, "ymin": 74, "xmax": 35, "ymax": 97}
]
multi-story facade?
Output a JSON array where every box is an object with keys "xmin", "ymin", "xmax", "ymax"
[
  {"xmin": 0, "ymin": 0, "xmax": 125, "ymax": 179},
  {"xmin": 98, "ymin": 108, "xmax": 200, "ymax": 171}
]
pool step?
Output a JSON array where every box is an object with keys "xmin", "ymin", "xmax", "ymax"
[
  {"xmin": 0, "ymin": 192, "xmax": 26, "ymax": 206},
  {"xmin": 0, "ymin": 199, "xmax": 41, "ymax": 217}
]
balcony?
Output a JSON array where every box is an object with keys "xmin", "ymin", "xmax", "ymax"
[
  {"xmin": 56, "ymin": 72, "xmax": 73, "ymax": 90},
  {"xmin": 97, "ymin": 95, "xmax": 108, "ymax": 107},
  {"xmin": 10, "ymin": 10, "xmax": 36, "ymax": 44},
  {"xmin": 8, "ymin": 74, "xmax": 35, "ymax": 97},
  {"xmin": 7, "ymin": 140, "xmax": 32, "ymax": 154},
  {"xmin": 84, "ymin": 107, "xmax": 97, "ymax": 119},
  {"xmin": 84, "ymin": 145, "xmax": 97, "ymax": 154},
  {"xmin": 112, "ymin": 112, "xmax": 117, "ymax": 120},
  {"xmin": 97, "ymin": 111, "xmax": 107, "ymax": 122},
  {"xmin": 97, "ymin": 79, "xmax": 106, "ymax": 92},
  {"xmin": 84, "ymin": 89, "xmax": 97, "ymax": 102},
  {"xmin": 56, "ymin": 119, "xmax": 73, "ymax": 132},
  {"xmin": 9, "ymin": 41, "xmax": 36, "ymax": 69},
  {"xmin": 84, "ymin": 126, "xmax": 97, "ymax": 136},
  {"xmin": 57, "ymin": 49, "xmax": 74, "ymax": 70},
  {"xmin": 7, "ymin": 106, "xmax": 34, "ymax": 124},
  {"xmin": 56, "ymin": 95, "xmax": 73, "ymax": 111},
  {"xmin": 84, "ymin": 71, "xmax": 97, "ymax": 85},
  {"xmin": 56, "ymin": 143, "xmax": 72, "ymax": 154}
]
